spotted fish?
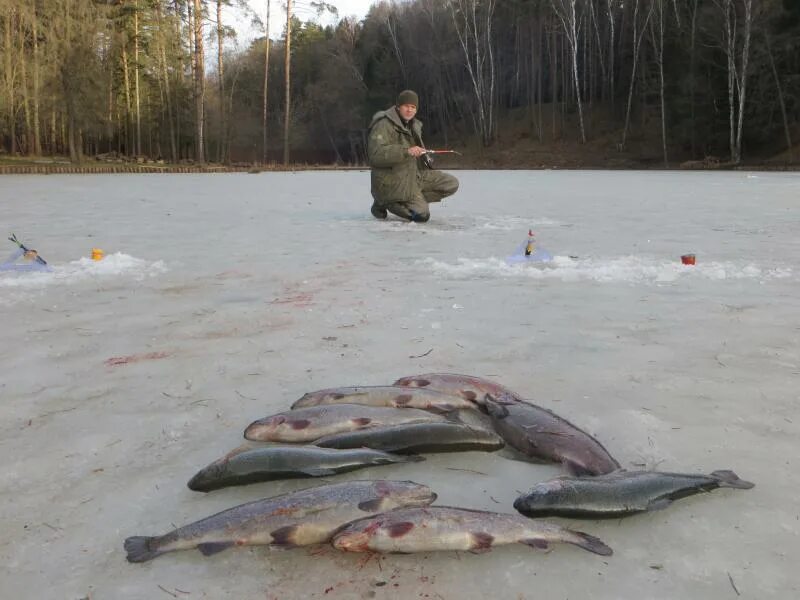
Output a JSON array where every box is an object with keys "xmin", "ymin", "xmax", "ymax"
[
  {"xmin": 290, "ymin": 385, "xmax": 477, "ymax": 412},
  {"xmin": 124, "ymin": 480, "xmax": 436, "ymax": 562},
  {"xmin": 331, "ymin": 506, "xmax": 612, "ymax": 556},
  {"xmin": 244, "ymin": 403, "xmax": 446, "ymax": 442}
]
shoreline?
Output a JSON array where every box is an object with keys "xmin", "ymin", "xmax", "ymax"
[{"xmin": 1, "ymin": 163, "xmax": 797, "ymax": 175}]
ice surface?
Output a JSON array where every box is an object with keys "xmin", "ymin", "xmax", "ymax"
[{"xmin": 1, "ymin": 170, "xmax": 798, "ymax": 599}]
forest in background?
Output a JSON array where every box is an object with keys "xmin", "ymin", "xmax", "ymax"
[{"xmin": 0, "ymin": 0, "xmax": 798, "ymax": 167}]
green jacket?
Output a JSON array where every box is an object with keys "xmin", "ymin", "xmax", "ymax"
[{"xmin": 368, "ymin": 107, "xmax": 426, "ymax": 206}]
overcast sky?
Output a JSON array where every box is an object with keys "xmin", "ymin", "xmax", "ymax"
[{"xmin": 234, "ymin": 0, "xmax": 377, "ymax": 44}]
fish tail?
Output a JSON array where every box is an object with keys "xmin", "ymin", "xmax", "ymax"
[
  {"xmin": 565, "ymin": 531, "xmax": 613, "ymax": 556},
  {"xmin": 124, "ymin": 536, "xmax": 164, "ymax": 563},
  {"xmin": 710, "ymin": 470, "xmax": 755, "ymax": 489}
]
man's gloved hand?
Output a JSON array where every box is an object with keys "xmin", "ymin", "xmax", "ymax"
[{"xmin": 407, "ymin": 146, "xmax": 426, "ymax": 157}]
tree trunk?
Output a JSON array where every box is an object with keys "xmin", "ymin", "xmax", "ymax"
[
  {"xmin": 216, "ymin": 0, "xmax": 226, "ymax": 163},
  {"xmin": 606, "ymin": 0, "xmax": 615, "ymax": 111},
  {"xmin": 194, "ymin": 0, "xmax": 205, "ymax": 163},
  {"xmin": 733, "ymin": 0, "xmax": 753, "ymax": 164},
  {"xmin": 552, "ymin": 0, "xmax": 586, "ymax": 143},
  {"xmin": 19, "ymin": 13, "xmax": 31, "ymax": 155},
  {"xmin": 689, "ymin": 0, "xmax": 698, "ymax": 157},
  {"xmin": 156, "ymin": 3, "xmax": 177, "ymax": 161},
  {"xmin": 262, "ymin": 0, "xmax": 271, "ymax": 164},
  {"xmin": 283, "ymin": 0, "xmax": 292, "ymax": 164},
  {"xmin": 134, "ymin": 1, "xmax": 142, "ymax": 156},
  {"xmin": 649, "ymin": 0, "xmax": 668, "ymax": 166},
  {"xmin": 122, "ymin": 41, "xmax": 132, "ymax": 156},
  {"xmin": 31, "ymin": 3, "xmax": 41, "ymax": 155},
  {"xmin": 764, "ymin": 30, "xmax": 792, "ymax": 161},
  {"xmin": 4, "ymin": 8, "xmax": 16, "ymax": 155},
  {"xmin": 448, "ymin": 0, "xmax": 497, "ymax": 146},
  {"xmin": 621, "ymin": 0, "xmax": 653, "ymax": 150}
]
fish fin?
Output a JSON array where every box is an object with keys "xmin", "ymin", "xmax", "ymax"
[
  {"xmin": 357, "ymin": 498, "xmax": 384, "ymax": 512},
  {"xmin": 400, "ymin": 454, "xmax": 425, "ymax": 463},
  {"xmin": 394, "ymin": 394, "xmax": 414, "ymax": 406},
  {"xmin": 565, "ymin": 532, "xmax": 613, "ymax": 556},
  {"xmin": 441, "ymin": 410, "xmax": 463, "ymax": 422},
  {"xmin": 270, "ymin": 525, "xmax": 299, "ymax": 547},
  {"xmin": 300, "ymin": 466, "xmax": 337, "ymax": 476},
  {"xmin": 521, "ymin": 538, "xmax": 550, "ymax": 551},
  {"xmin": 710, "ymin": 470, "xmax": 755, "ymax": 489},
  {"xmin": 197, "ymin": 541, "xmax": 235, "ymax": 556},
  {"xmin": 562, "ymin": 461, "xmax": 594, "ymax": 477},
  {"xmin": 647, "ymin": 497, "xmax": 674, "ymax": 511},
  {"xmin": 482, "ymin": 395, "xmax": 509, "ymax": 418},
  {"xmin": 124, "ymin": 536, "xmax": 163, "ymax": 563},
  {"xmin": 469, "ymin": 532, "xmax": 494, "ymax": 553},
  {"xmin": 352, "ymin": 417, "xmax": 372, "ymax": 426}
]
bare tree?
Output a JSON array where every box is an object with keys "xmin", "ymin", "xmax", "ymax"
[
  {"xmin": 649, "ymin": 0, "xmax": 668, "ymax": 165},
  {"xmin": 283, "ymin": 0, "xmax": 291, "ymax": 164},
  {"xmin": 155, "ymin": 1, "xmax": 177, "ymax": 161},
  {"xmin": 764, "ymin": 29, "xmax": 792, "ymax": 161},
  {"xmin": 134, "ymin": 0, "xmax": 142, "ymax": 156},
  {"xmin": 262, "ymin": 0, "xmax": 271, "ymax": 163},
  {"xmin": 385, "ymin": 14, "xmax": 408, "ymax": 85},
  {"xmin": 216, "ymin": 0, "xmax": 226, "ymax": 163},
  {"xmin": 715, "ymin": 0, "xmax": 753, "ymax": 163},
  {"xmin": 551, "ymin": 0, "xmax": 587, "ymax": 143},
  {"xmin": 621, "ymin": 0, "xmax": 654, "ymax": 150},
  {"xmin": 193, "ymin": 0, "xmax": 205, "ymax": 162},
  {"xmin": 32, "ymin": 1, "xmax": 41, "ymax": 155},
  {"xmin": 447, "ymin": 0, "xmax": 498, "ymax": 146}
]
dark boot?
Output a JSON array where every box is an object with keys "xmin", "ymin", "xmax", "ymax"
[{"xmin": 370, "ymin": 202, "xmax": 387, "ymax": 220}]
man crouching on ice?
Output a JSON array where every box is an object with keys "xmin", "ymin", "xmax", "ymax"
[{"xmin": 368, "ymin": 90, "xmax": 459, "ymax": 223}]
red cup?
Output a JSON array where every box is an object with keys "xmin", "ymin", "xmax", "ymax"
[{"xmin": 681, "ymin": 254, "xmax": 696, "ymax": 265}]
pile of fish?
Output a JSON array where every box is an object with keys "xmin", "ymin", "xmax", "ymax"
[{"xmin": 125, "ymin": 373, "xmax": 753, "ymax": 564}]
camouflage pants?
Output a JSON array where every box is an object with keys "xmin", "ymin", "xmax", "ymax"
[{"xmin": 383, "ymin": 170, "xmax": 459, "ymax": 222}]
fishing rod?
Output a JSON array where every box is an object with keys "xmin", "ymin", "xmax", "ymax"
[
  {"xmin": 423, "ymin": 149, "xmax": 463, "ymax": 156},
  {"xmin": 8, "ymin": 233, "xmax": 47, "ymax": 265}
]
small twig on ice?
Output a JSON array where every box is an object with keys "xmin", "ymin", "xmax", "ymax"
[
  {"xmin": 445, "ymin": 467, "xmax": 487, "ymax": 475},
  {"xmin": 157, "ymin": 585, "xmax": 178, "ymax": 598},
  {"xmin": 727, "ymin": 572, "xmax": 740, "ymax": 596}
]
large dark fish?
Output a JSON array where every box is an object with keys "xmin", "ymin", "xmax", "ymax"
[
  {"xmin": 393, "ymin": 373, "xmax": 522, "ymax": 405},
  {"xmin": 124, "ymin": 480, "xmax": 436, "ymax": 563},
  {"xmin": 313, "ymin": 421, "xmax": 505, "ymax": 454},
  {"xmin": 244, "ymin": 403, "xmax": 445, "ymax": 442},
  {"xmin": 187, "ymin": 445, "xmax": 424, "ymax": 492},
  {"xmin": 513, "ymin": 469, "xmax": 755, "ymax": 519},
  {"xmin": 290, "ymin": 385, "xmax": 477, "ymax": 412},
  {"xmin": 483, "ymin": 394, "xmax": 620, "ymax": 476},
  {"xmin": 331, "ymin": 506, "xmax": 612, "ymax": 556}
]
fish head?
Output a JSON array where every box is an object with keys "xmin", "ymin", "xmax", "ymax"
[
  {"xmin": 187, "ymin": 462, "xmax": 228, "ymax": 492},
  {"xmin": 332, "ymin": 519, "xmax": 384, "ymax": 552},
  {"xmin": 376, "ymin": 481, "xmax": 437, "ymax": 509},
  {"xmin": 513, "ymin": 479, "xmax": 570, "ymax": 514},
  {"xmin": 395, "ymin": 376, "xmax": 428, "ymax": 388},
  {"xmin": 244, "ymin": 415, "xmax": 287, "ymax": 440}
]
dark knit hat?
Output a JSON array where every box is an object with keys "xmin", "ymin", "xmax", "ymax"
[{"xmin": 396, "ymin": 90, "xmax": 419, "ymax": 108}]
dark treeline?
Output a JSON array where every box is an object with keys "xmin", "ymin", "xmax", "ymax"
[{"xmin": 0, "ymin": 0, "xmax": 797, "ymax": 166}]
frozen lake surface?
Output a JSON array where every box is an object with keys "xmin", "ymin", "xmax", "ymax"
[{"xmin": 1, "ymin": 170, "xmax": 798, "ymax": 599}]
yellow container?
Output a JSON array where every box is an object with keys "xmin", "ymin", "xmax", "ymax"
[{"xmin": 91, "ymin": 248, "xmax": 105, "ymax": 261}]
